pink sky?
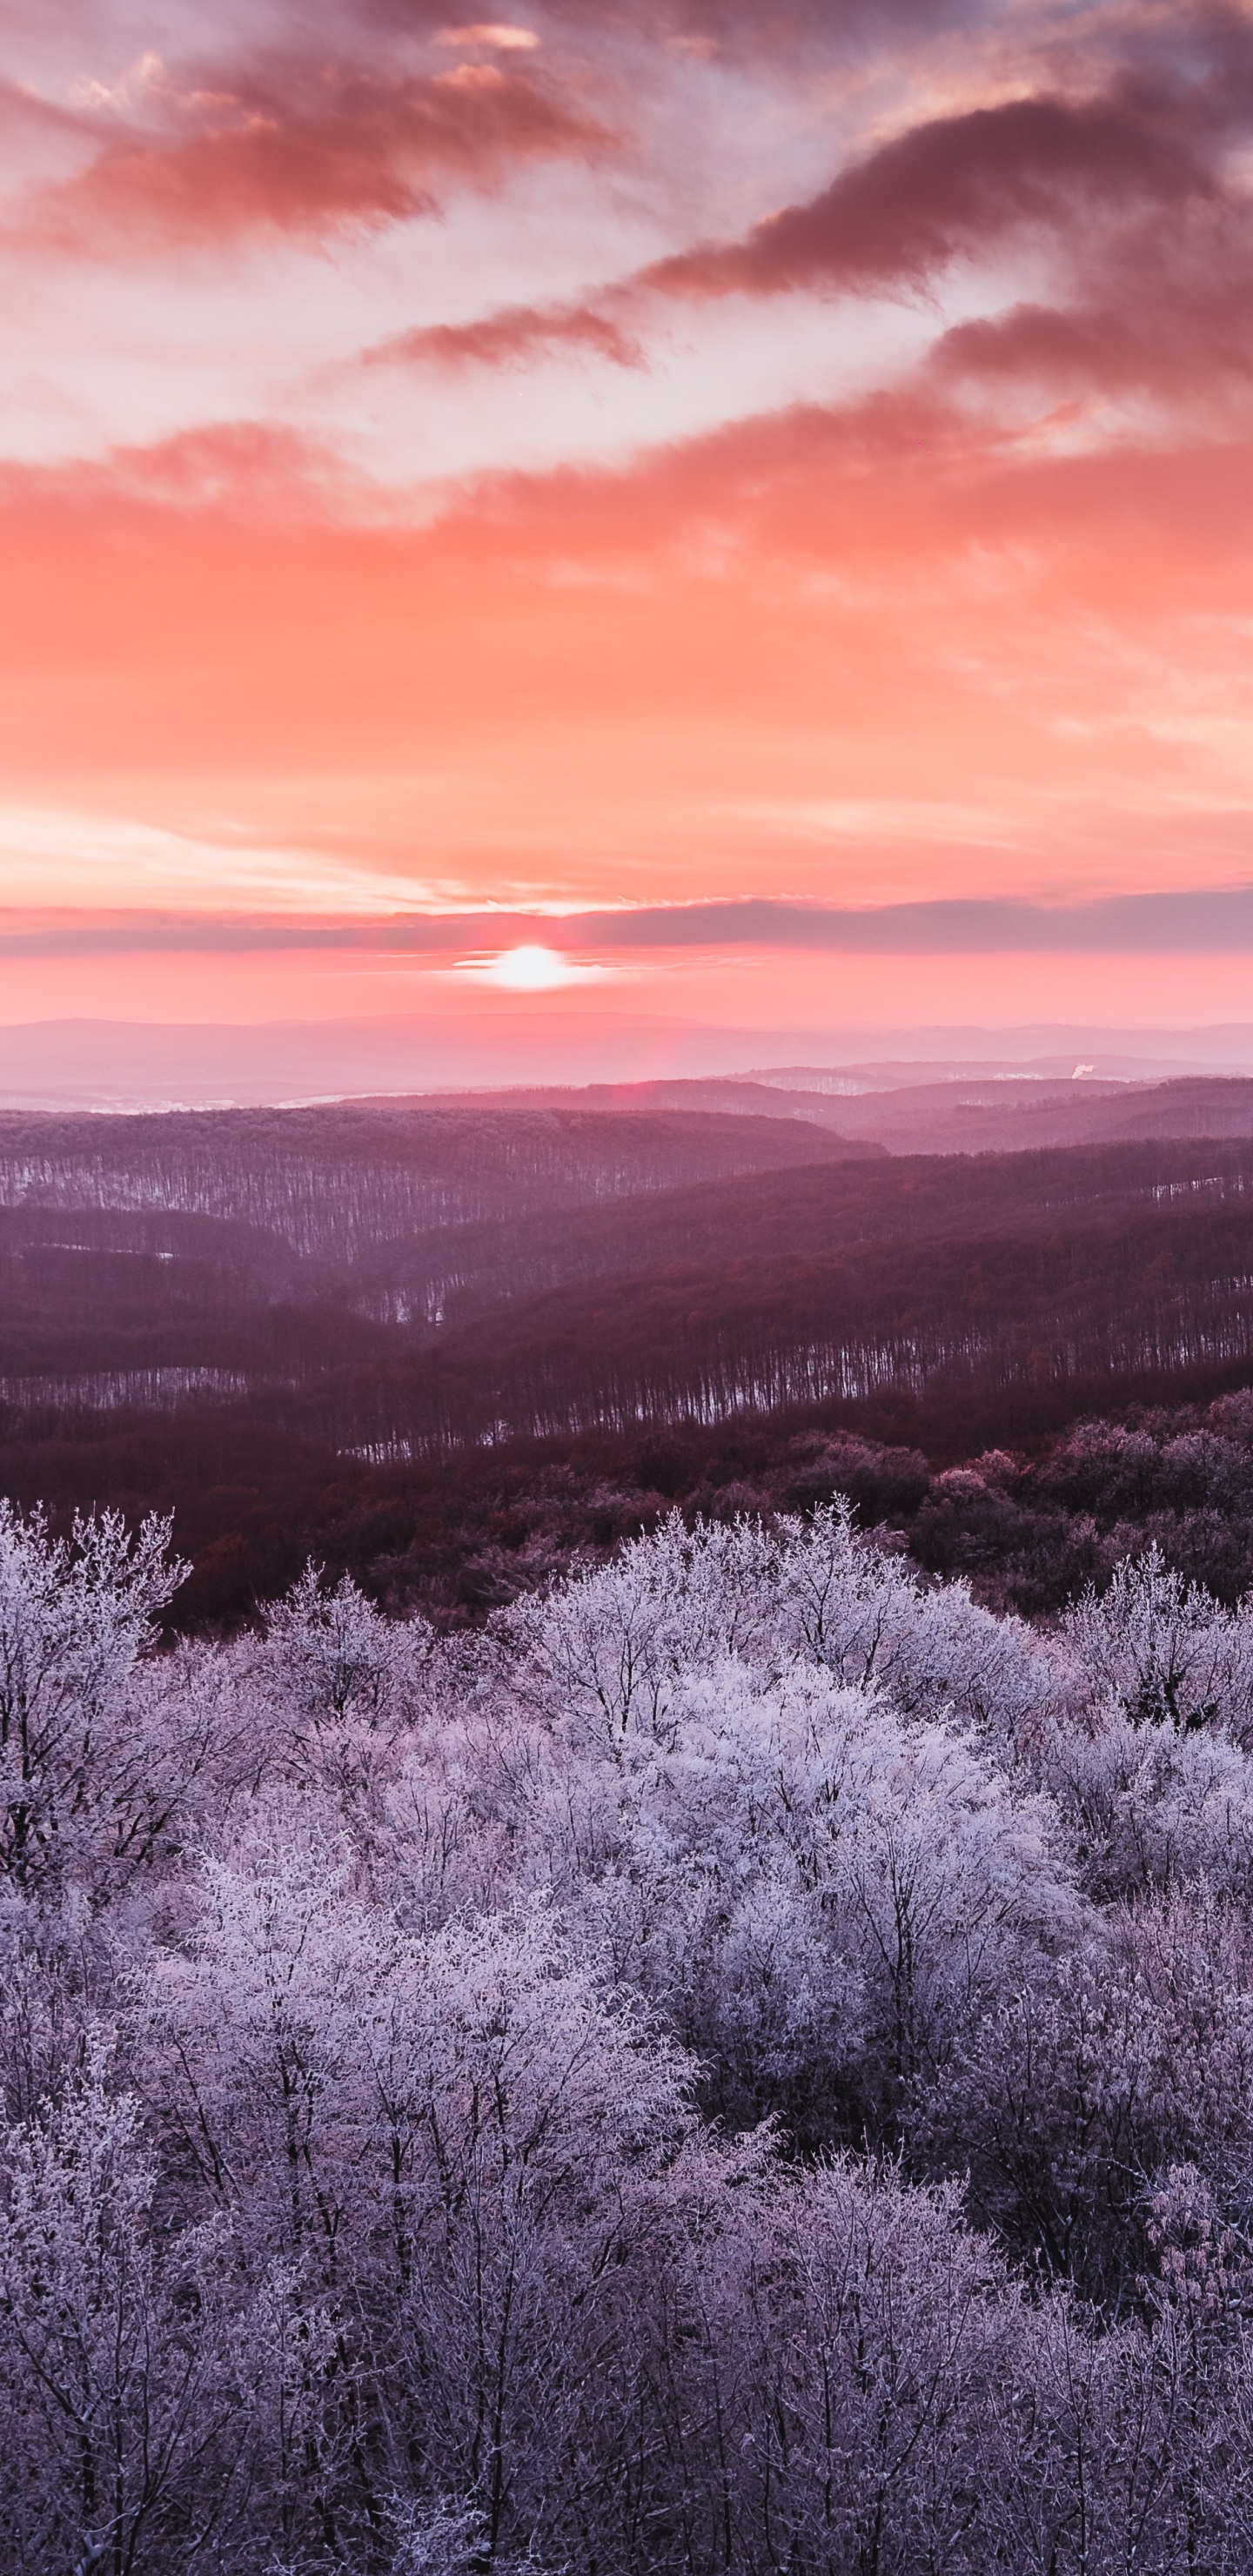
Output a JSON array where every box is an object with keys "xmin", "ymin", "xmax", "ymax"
[{"xmin": 3, "ymin": 0, "xmax": 1253, "ymax": 1060}]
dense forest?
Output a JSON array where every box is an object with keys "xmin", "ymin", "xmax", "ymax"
[
  {"xmin": 9, "ymin": 1494, "xmax": 1253, "ymax": 2567},
  {"xmin": 3, "ymin": 1385, "xmax": 1251, "ymax": 1634},
  {"xmin": 3, "ymin": 1111, "xmax": 1253, "ymax": 1452},
  {"xmin": 432, "ymin": 1069, "xmax": 1253, "ymax": 1157},
  {"xmin": 9, "ymin": 1098, "xmax": 1253, "ymax": 2566},
  {"xmin": 6, "ymin": 1104, "xmax": 1253, "ymax": 1622}
]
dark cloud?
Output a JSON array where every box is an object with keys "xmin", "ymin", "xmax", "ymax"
[
  {"xmin": 12, "ymin": 891, "xmax": 1253, "ymax": 955},
  {"xmin": 21, "ymin": 47, "xmax": 613, "ymax": 251},
  {"xmin": 925, "ymin": 164, "xmax": 1253, "ymax": 409},
  {"xmin": 355, "ymin": 0, "xmax": 982, "ymax": 59},
  {"xmin": 640, "ymin": 90, "xmax": 1214, "ymax": 301},
  {"xmin": 369, "ymin": 296, "xmax": 644, "ymax": 371},
  {"xmin": 363, "ymin": 68, "xmax": 1246, "ymax": 384}
]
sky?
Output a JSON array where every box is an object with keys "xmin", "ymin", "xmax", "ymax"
[{"xmin": 3, "ymin": 0, "xmax": 1253, "ymax": 1073}]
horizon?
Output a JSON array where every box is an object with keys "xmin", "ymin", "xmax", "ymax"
[{"xmin": 7, "ymin": 1011, "xmax": 1253, "ymax": 1110}]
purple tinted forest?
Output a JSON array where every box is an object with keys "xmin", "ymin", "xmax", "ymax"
[
  {"xmin": 6, "ymin": 1104, "xmax": 1253, "ymax": 2568},
  {"xmin": 4, "ymin": 1104, "xmax": 1253, "ymax": 1623},
  {"xmin": 7, "ymin": 1496, "xmax": 1253, "ymax": 2569}
]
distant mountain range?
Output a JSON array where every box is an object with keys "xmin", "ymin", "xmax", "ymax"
[
  {"xmin": 4, "ymin": 1013, "xmax": 1253, "ymax": 1110},
  {"xmin": 395, "ymin": 1070, "xmax": 1253, "ymax": 1158}
]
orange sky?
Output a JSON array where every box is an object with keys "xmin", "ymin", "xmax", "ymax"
[{"xmin": 3, "ymin": 0, "xmax": 1253, "ymax": 1062}]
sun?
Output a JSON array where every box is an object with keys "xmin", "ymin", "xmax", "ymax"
[{"xmin": 458, "ymin": 944, "xmax": 609, "ymax": 991}]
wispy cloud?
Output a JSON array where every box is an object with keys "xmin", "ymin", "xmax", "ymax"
[
  {"xmin": 0, "ymin": 808, "xmax": 434, "ymax": 913},
  {"xmin": 4, "ymin": 0, "xmax": 1253, "ymax": 1041},
  {"xmin": 367, "ymin": 64, "xmax": 1251, "ymax": 400},
  {"xmin": 368, "ymin": 298, "xmax": 645, "ymax": 372},
  {"xmin": 11, "ymin": 42, "xmax": 613, "ymax": 255},
  {"xmin": 10, "ymin": 892, "xmax": 1253, "ymax": 956}
]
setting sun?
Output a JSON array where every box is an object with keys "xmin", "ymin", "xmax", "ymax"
[{"xmin": 459, "ymin": 945, "xmax": 609, "ymax": 991}]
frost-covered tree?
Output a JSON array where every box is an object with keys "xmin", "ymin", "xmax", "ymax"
[
  {"xmin": 1061, "ymin": 1544, "xmax": 1253, "ymax": 1736},
  {"xmin": 0, "ymin": 1504, "xmax": 189, "ymax": 1896},
  {"xmin": 1047, "ymin": 1709, "xmax": 1253, "ymax": 1899},
  {"xmin": 0, "ymin": 1490, "xmax": 1251, "ymax": 2568},
  {"xmin": 493, "ymin": 1510, "xmax": 781, "ymax": 1743},
  {"xmin": 0, "ymin": 2056, "xmax": 243, "ymax": 2575},
  {"xmin": 261, "ymin": 1565, "xmax": 434, "ymax": 1732},
  {"xmin": 774, "ymin": 1499, "xmax": 1063, "ymax": 1740}
]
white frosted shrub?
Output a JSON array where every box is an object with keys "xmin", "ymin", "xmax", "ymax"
[
  {"xmin": 1061, "ymin": 1544, "xmax": 1253, "ymax": 1738},
  {"xmin": 1048, "ymin": 1707, "xmax": 1253, "ymax": 1897},
  {"xmin": 492, "ymin": 1510, "xmax": 781, "ymax": 1741},
  {"xmin": 0, "ymin": 2052, "xmax": 244, "ymax": 2575},
  {"xmin": 923, "ymin": 1882, "xmax": 1253, "ymax": 2298},
  {"xmin": 0, "ymin": 1502, "xmax": 191, "ymax": 1897},
  {"xmin": 475, "ymin": 1651, "xmax": 1074, "ymax": 2130},
  {"xmin": 3, "ymin": 1488, "xmax": 1253, "ymax": 2567},
  {"xmin": 774, "ymin": 1499, "xmax": 1067, "ymax": 1738},
  {"xmin": 497, "ymin": 1500, "xmax": 1063, "ymax": 1752},
  {"xmin": 261, "ymin": 1561, "xmax": 436, "ymax": 1727},
  {"xmin": 140, "ymin": 1820, "xmax": 692, "ymax": 2290}
]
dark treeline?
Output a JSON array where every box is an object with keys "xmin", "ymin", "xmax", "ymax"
[
  {"xmin": 280, "ymin": 1190, "xmax": 1253, "ymax": 1456},
  {"xmin": 3, "ymin": 1123, "xmax": 1253, "ymax": 1434},
  {"xmin": 5, "ymin": 1109, "xmax": 1253, "ymax": 1624},
  {"xmin": 0, "ymin": 1103, "xmax": 876, "ymax": 1369},
  {"xmin": 7, "ymin": 1384, "xmax": 1253, "ymax": 1634},
  {"xmin": 0, "ymin": 1100, "xmax": 874, "ymax": 1261}
]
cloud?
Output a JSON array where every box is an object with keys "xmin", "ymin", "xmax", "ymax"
[
  {"xmin": 368, "ymin": 296, "xmax": 645, "ymax": 372},
  {"xmin": 362, "ymin": 0, "xmax": 981, "ymax": 58},
  {"xmin": 12, "ymin": 892, "xmax": 1253, "ymax": 956},
  {"xmin": 18, "ymin": 46, "xmax": 612, "ymax": 252},
  {"xmin": 435, "ymin": 24, "xmax": 541, "ymax": 50},
  {"xmin": 922, "ymin": 159, "xmax": 1253, "ymax": 415},
  {"xmin": 0, "ymin": 803, "xmax": 432, "ymax": 915},
  {"xmin": 639, "ymin": 88, "xmax": 1214, "ymax": 303},
  {"xmin": 0, "ymin": 72, "xmax": 93, "ymax": 146},
  {"xmin": 7, "ymin": 352, "xmax": 1253, "ymax": 922},
  {"xmin": 12, "ymin": 0, "xmax": 1253, "ymax": 976},
  {"xmin": 0, "ymin": 421, "xmax": 361, "ymax": 520},
  {"xmin": 356, "ymin": 70, "xmax": 1243, "ymax": 384}
]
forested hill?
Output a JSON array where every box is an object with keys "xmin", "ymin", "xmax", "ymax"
[
  {"xmin": 199, "ymin": 1137, "xmax": 1253, "ymax": 1459},
  {"xmin": 2, "ymin": 1122, "xmax": 1253, "ymax": 1449},
  {"xmin": 0, "ymin": 1099, "xmax": 879, "ymax": 1258},
  {"xmin": 402, "ymin": 1071, "xmax": 1253, "ymax": 1156},
  {"xmin": 0, "ymin": 1105, "xmax": 1252, "ymax": 1620}
]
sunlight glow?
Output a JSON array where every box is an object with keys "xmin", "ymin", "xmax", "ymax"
[
  {"xmin": 457, "ymin": 944, "xmax": 611, "ymax": 990},
  {"xmin": 436, "ymin": 23, "xmax": 540, "ymax": 46}
]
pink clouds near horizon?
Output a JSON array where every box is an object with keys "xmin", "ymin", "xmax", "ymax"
[{"xmin": 2, "ymin": 0, "xmax": 1253, "ymax": 1054}]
